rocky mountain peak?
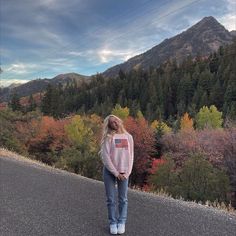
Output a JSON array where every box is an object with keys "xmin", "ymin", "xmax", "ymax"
[{"xmin": 102, "ymin": 16, "xmax": 233, "ymax": 78}]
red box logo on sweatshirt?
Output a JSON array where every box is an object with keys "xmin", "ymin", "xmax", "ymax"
[{"xmin": 115, "ymin": 139, "xmax": 128, "ymax": 149}]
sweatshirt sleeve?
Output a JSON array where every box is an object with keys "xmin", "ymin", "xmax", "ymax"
[
  {"xmin": 124, "ymin": 134, "xmax": 134, "ymax": 179},
  {"xmin": 101, "ymin": 137, "xmax": 120, "ymax": 177}
]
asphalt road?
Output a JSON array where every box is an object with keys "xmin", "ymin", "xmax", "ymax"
[{"xmin": 1, "ymin": 156, "xmax": 236, "ymax": 236}]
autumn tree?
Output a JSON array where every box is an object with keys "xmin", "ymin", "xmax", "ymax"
[
  {"xmin": 151, "ymin": 120, "xmax": 171, "ymax": 134},
  {"xmin": 111, "ymin": 104, "xmax": 129, "ymax": 120},
  {"xmin": 60, "ymin": 115, "xmax": 102, "ymax": 179},
  {"xmin": 28, "ymin": 116, "xmax": 69, "ymax": 164},
  {"xmin": 124, "ymin": 116, "xmax": 155, "ymax": 186},
  {"xmin": 180, "ymin": 112, "xmax": 194, "ymax": 131},
  {"xmin": 65, "ymin": 115, "xmax": 96, "ymax": 152},
  {"xmin": 195, "ymin": 105, "xmax": 223, "ymax": 129}
]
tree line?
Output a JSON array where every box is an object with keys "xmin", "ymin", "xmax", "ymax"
[{"xmin": 33, "ymin": 40, "xmax": 236, "ymax": 123}]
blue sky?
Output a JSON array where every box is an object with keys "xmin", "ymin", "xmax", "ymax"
[{"xmin": 0, "ymin": 0, "xmax": 235, "ymax": 86}]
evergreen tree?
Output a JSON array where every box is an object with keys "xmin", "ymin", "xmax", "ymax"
[
  {"xmin": 27, "ymin": 94, "xmax": 37, "ymax": 112},
  {"xmin": 41, "ymin": 84, "xmax": 53, "ymax": 115},
  {"xmin": 9, "ymin": 93, "xmax": 22, "ymax": 111},
  {"xmin": 209, "ymin": 79, "xmax": 224, "ymax": 109}
]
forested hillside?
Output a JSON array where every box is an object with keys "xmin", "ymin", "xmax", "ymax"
[{"xmin": 39, "ymin": 40, "xmax": 236, "ymax": 122}]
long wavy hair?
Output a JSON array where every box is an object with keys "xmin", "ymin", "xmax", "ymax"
[{"xmin": 100, "ymin": 114, "xmax": 127, "ymax": 150}]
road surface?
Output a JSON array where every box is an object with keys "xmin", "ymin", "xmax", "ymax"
[{"xmin": 0, "ymin": 155, "xmax": 236, "ymax": 236}]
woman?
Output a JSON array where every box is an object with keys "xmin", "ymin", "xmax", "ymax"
[{"xmin": 100, "ymin": 115, "xmax": 134, "ymax": 235}]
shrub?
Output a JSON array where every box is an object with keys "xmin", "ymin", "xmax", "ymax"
[
  {"xmin": 56, "ymin": 148, "xmax": 103, "ymax": 180},
  {"xmin": 150, "ymin": 153, "xmax": 230, "ymax": 203}
]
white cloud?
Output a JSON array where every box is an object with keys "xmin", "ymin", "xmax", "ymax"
[
  {"xmin": 46, "ymin": 60, "xmax": 74, "ymax": 67},
  {"xmin": 0, "ymin": 79, "xmax": 30, "ymax": 87},
  {"xmin": 68, "ymin": 51, "xmax": 83, "ymax": 56},
  {"xmin": 226, "ymin": 0, "xmax": 236, "ymax": 4},
  {"xmin": 39, "ymin": 0, "xmax": 57, "ymax": 7},
  {"xmin": 97, "ymin": 48, "xmax": 138, "ymax": 63},
  {"xmin": 220, "ymin": 0, "xmax": 236, "ymax": 31},
  {"xmin": 2, "ymin": 0, "xmax": 235, "ymax": 83},
  {"xmin": 5, "ymin": 63, "xmax": 39, "ymax": 74},
  {"xmin": 219, "ymin": 13, "xmax": 236, "ymax": 31}
]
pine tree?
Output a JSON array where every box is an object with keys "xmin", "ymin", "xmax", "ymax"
[
  {"xmin": 28, "ymin": 94, "xmax": 37, "ymax": 112},
  {"xmin": 209, "ymin": 79, "xmax": 224, "ymax": 109},
  {"xmin": 9, "ymin": 93, "xmax": 22, "ymax": 111},
  {"xmin": 41, "ymin": 84, "xmax": 53, "ymax": 115}
]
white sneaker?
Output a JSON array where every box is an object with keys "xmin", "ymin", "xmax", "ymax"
[
  {"xmin": 117, "ymin": 224, "xmax": 125, "ymax": 234},
  {"xmin": 110, "ymin": 224, "xmax": 118, "ymax": 235}
]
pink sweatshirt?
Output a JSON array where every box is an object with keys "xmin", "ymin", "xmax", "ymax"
[{"xmin": 101, "ymin": 132, "xmax": 134, "ymax": 178}]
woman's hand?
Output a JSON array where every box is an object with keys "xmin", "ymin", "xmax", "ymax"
[{"xmin": 117, "ymin": 173, "xmax": 126, "ymax": 181}]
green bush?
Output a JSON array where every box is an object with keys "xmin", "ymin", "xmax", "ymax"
[
  {"xmin": 0, "ymin": 109, "xmax": 24, "ymax": 153},
  {"xmin": 56, "ymin": 148, "xmax": 103, "ymax": 180},
  {"xmin": 150, "ymin": 153, "xmax": 230, "ymax": 203}
]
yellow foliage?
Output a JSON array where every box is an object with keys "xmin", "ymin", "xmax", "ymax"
[
  {"xmin": 151, "ymin": 120, "xmax": 171, "ymax": 133},
  {"xmin": 112, "ymin": 104, "xmax": 129, "ymax": 120},
  {"xmin": 65, "ymin": 115, "xmax": 96, "ymax": 152}
]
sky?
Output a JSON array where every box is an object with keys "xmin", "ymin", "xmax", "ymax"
[{"xmin": 0, "ymin": 0, "xmax": 235, "ymax": 87}]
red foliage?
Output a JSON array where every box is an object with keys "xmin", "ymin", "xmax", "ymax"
[
  {"xmin": 161, "ymin": 128, "xmax": 236, "ymax": 206},
  {"xmin": 15, "ymin": 118, "xmax": 41, "ymax": 147},
  {"xmin": 149, "ymin": 158, "xmax": 166, "ymax": 174},
  {"xmin": 124, "ymin": 116, "xmax": 155, "ymax": 185},
  {"xmin": 0, "ymin": 102, "xmax": 7, "ymax": 110},
  {"xmin": 161, "ymin": 129, "xmax": 235, "ymax": 168}
]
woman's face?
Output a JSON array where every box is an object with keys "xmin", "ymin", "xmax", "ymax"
[{"xmin": 108, "ymin": 117, "xmax": 120, "ymax": 131}]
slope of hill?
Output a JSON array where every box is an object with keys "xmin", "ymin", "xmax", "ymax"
[
  {"xmin": 0, "ymin": 73, "xmax": 90, "ymax": 102},
  {"xmin": 102, "ymin": 16, "xmax": 234, "ymax": 78},
  {"xmin": 230, "ymin": 30, "xmax": 236, "ymax": 37},
  {"xmin": 1, "ymin": 153, "xmax": 236, "ymax": 236}
]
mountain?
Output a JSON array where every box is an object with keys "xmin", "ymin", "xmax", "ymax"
[
  {"xmin": 0, "ymin": 73, "xmax": 90, "ymax": 102},
  {"xmin": 102, "ymin": 16, "xmax": 234, "ymax": 78},
  {"xmin": 1, "ymin": 16, "xmax": 234, "ymax": 103},
  {"xmin": 8, "ymin": 83, "xmax": 22, "ymax": 89},
  {"xmin": 231, "ymin": 30, "xmax": 236, "ymax": 37}
]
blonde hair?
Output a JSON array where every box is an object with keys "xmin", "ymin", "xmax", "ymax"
[{"xmin": 100, "ymin": 114, "xmax": 127, "ymax": 148}]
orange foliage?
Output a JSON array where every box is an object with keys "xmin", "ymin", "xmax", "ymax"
[
  {"xmin": 28, "ymin": 116, "xmax": 70, "ymax": 153},
  {"xmin": 15, "ymin": 118, "xmax": 41, "ymax": 144},
  {"xmin": 180, "ymin": 112, "xmax": 193, "ymax": 131}
]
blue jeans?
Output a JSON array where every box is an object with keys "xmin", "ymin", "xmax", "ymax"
[{"xmin": 103, "ymin": 167, "xmax": 128, "ymax": 225}]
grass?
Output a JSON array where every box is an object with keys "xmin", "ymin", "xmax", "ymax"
[
  {"xmin": 130, "ymin": 186, "xmax": 236, "ymax": 215},
  {"xmin": 0, "ymin": 147, "xmax": 52, "ymax": 168}
]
